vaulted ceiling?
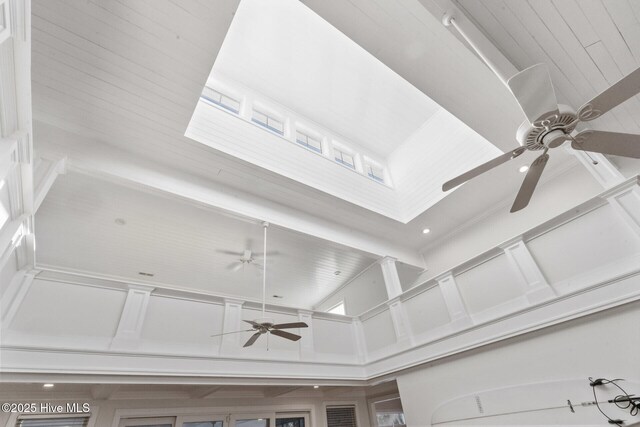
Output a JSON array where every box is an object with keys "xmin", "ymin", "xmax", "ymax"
[{"xmin": 29, "ymin": 0, "xmax": 640, "ymax": 309}]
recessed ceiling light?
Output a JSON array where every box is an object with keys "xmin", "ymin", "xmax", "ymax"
[
  {"xmin": 313, "ymin": 385, "xmax": 320, "ymax": 389},
  {"xmin": 114, "ymin": 218, "xmax": 126, "ymax": 225},
  {"xmin": 422, "ymin": 228, "xmax": 431, "ymax": 234},
  {"xmin": 43, "ymin": 384, "xmax": 54, "ymax": 388},
  {"xmin": 519, "ymin": 165, "xmax": 529, "ymax": 173},
  {"xmin": 334, "ymin": 271, "xmax": 341, "ymax": 276}
]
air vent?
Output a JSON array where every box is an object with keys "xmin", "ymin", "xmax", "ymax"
[
  {"xmin": 326, "ymin": 405, "xmax": 357, "ymax": 427},
  {"xmin": 138, "ymin": 272, "xmax": 154, "ymax": 277}
]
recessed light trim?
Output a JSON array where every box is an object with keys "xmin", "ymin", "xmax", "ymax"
[
  {"xmin": 422, "ymin": 228, "xmax": 431, "ymax": 234},
  {"xmin": 519, "ymin": 165, "xmax": 529, "ymax": 173},
  {"xmin": 43, "ymin": 383, "xmax": 54, "ymax": 388}
]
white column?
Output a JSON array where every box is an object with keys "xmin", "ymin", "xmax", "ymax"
[
  {"xmin": 380, "ymin": 256, "xmax": 403, "ymax": 299},
  {"xmin": 502, "ymin": 239, "xmax": 555, "ymax": 304},
  {"xmin": 352, "ymin": 318, "xmax": 367, "ymax": 364},
  {"xmin": 219, "ymin": 297, "xmax": 244, "ymax": 354},
  {"xmin": 110, "ymin": 284, "xmax": 154, "ymax": 350},
  {"xmin": 380, "ymin": 257, "xmax": 413, "ymax": 344},
  {"xmin": 297, "ymin": 310, "xmax": 314, "ymax": 360},
  {"xmin": 606, "ymin": 178, "xmax": 640, "ymax": 238},
  {"xmin": 387, "ymin": 300, "xmax": 413, "ymax": 345},
  {"xmin": 565, "ymin": 144, "xmax": 625, "ymax": 188},
  {"xmin": 437, "ymin": 273, "xmax": 472, "ymax": 328}
]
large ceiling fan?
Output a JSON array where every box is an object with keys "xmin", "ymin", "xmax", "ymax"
[
  {"xmin": 211, "ymin": 222, "xmax": 308, "ymax": 348},
  {"xmin": 441, "ymin": 16, "xmax": 640, "ymax": 212}
]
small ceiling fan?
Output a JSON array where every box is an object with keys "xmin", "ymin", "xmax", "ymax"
[
  {"xmin": 211, "ymin": 222, "xmax": 307, "ymax": 348},
  {"xmin": 441, "ymin": 16, "xmax": 640, "ymax": 212},
  {"xmin": 216, "ymin": 241, "xmax": 279, "ymax": 272}
]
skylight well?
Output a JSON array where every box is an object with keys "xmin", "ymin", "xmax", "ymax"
[{"xmin": 185, "ymin": 0, "xmax": 501, "ymax": 223}]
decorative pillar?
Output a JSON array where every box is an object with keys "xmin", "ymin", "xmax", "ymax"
[
  {"xmin": 352, "ymin": 318, "xmax": 367, "ymax": 363},
  {"xmin": 110, "ymin": 284, "xmax": 154, "ymax": 350},
  {"xmin": 219, "ymin": 298, "xmax": 244, "ymax": 354},
  {"xmin": 380, "ymin": 257, "xmax": 403, "ymax": 299},
  {"xmin": 437, "ymin": 273, "xmax": 472, "ymax": 328},
  {"xmin": 380, "ymin": 257, "xmax": 413, "ymax": 345},
  {"xmin": 297, "ymin": 310, "xmax": 314, "ymax": 360},
  {"xmin": 502, "ymin": 238, "xmax": 555, "ymax": 304},
  {"xmin": 605, "ymin": 177, "xmax": 640, "ymax": 238}
]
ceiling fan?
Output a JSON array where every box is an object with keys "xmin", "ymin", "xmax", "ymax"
[
  {"xmin": 441, "ymin": 16, "xmax": 640, "ymax": 212},
  {"xmin": 216, "ymin": 241, "xmax": 279, "ymax": 272},
  {"xmin": 211, "ymin": 222, "xmax": 308, "ymax": 348}
]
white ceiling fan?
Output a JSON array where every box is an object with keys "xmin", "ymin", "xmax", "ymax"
[
  {"xmin": 441, "ymin": 15, "xmax": 640, "ymax": 213},
  {"xmin": 211, "ymin": 222, "xmax": 308, "ymax": 348},
  {"xmin": 216, "ymin": 240, "xmax": 279, "ymax": 272}
]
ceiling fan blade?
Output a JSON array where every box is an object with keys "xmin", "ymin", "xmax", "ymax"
[
  {"xmin": 227, "ymin": 262, "xmax": 243, "ymax": 272},
  {"xmin": 571, "ymin": 130, "xmax": 640, "ymax": 159},
  {"xmin": 243, "ymin": 332, "xmax": 262, "ymax": 347},
  {"xmin": 442, "ymin": 147, "xmax": 525, "ymax": 192},
  {"xmin": 270, "ymin": 329, "xmax": 301, "ymax": 342},
  {"xmin": 271, "ymin": 322, "xmax": 308, "ymax": 330},
  {"xmin": 243, "ymin": 320, "xmax": 260, "ymax": 327},
  {"xmin": 507, "ymin": 63, "xmax": 559, "ymax": 124},
  {"xmin": 510, "ymin": 152, "xmax": 550, "ymax": 213},
  {"xmin": 578, "ymin": 67, "xmax": 640, "ymax": 121},
  {"xmin": 210, "ymin": 329, "xmax": 253, "ymax": 338},
  {"xmin": 217, "ymin": 249, "xmax": 244, "ymax": 256}
]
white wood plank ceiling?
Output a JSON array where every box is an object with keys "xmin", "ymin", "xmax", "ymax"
[
  {"xmin": 35, "ymin": 172, "xmax": 379, "ymax": 309},
  {"xmin": 457, "ymin": 0, "xmax": 640, "ymax": 135}
]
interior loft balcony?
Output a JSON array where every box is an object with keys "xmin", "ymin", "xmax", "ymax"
[{"xmin": 2, "ymin": 175, "xmax": 638, "ymax": 380}]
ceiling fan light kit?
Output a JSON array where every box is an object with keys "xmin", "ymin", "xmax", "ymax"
[
  {"xmin": 211, "ymin": 222, "xmax": 308, "ymax": 348},
  {"xmin": 442, "ymin": 14, "xmax": 640, "ymax": 213}
]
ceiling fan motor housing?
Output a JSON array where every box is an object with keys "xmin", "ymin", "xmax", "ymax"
[{"xmin": 516, "ymin": 104, "xmax": 578, "ymax": 150}]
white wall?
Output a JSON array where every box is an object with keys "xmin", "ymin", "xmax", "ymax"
[
  {"xmin": 387, "ymin": 109, "xmax": 500, "ymax": 223},
  {"xmin": 396, "ymin": 301, "xmax": 640, "ymax": 426},
  {"xmin": 314, "ymin": 263, "xmax": 388, "ymax": 315},
  {"xmin": 419, "ymin": 165, "xmax": 603, "ymax": 280}
]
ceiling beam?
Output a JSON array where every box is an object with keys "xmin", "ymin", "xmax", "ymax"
[
  {"xmin": 36, "ymin": 123, "xmax": 425, "ymax": 267},
  {"xmin": 190, "ymin": 386, "xmax": 224, "ymax": 399},
  {"xmin": 262, "ymin": 386, "xmax": 301, "ymax": 398},
  {"xmin": 90, "ymin": 384, "xmax": 120, "ymax": 400}
]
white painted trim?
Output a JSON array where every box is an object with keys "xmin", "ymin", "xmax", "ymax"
[
  {"xmin": 0, "ymin": 267, "xmax": 35, "ymax": 327},
  {"xmin": 436, "ymin": 273, "xmax": 472, "ymax": 328},
  {"xmin": 379, "ymin": 257, "xmax": 402, "ymax": 299},
  {"xmin": 501, "ymin": 238, "xmax": 555, "ymax": 304},
  {"xmin": 33, "ymin": 156, "xmax": 66, "ymax": 212},
  {"xmin": 110, "ymin": 286, "xmax": 154, "ymax": 351}
]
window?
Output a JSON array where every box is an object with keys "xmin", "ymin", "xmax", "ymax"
[
  {"xmin": 327, "ymin": 301, "xmax": 345, "ymax": 315},
  {"xmin": 118, "ymin": 417, "xmax": 174, "ymax": 427},
  {"xmin": 201, "ymin": 87, "xmax": 240, "ymax": 113},
  {"xmin": 275, "ymin": 417, "xmax": 305, "ymax": 427},
  {"xmin": 252, "ymin": 109, "xmax": 284, "ymax": 135},
  {"xmin": 183, "ymin": 423, "xmax": 223, "ymax": 427},
  {"xmin": 295, "ymin": 130, "xmax": 322, "ymax": 153},
  {"xmin": 334, "ymin": 148, "xmax": 355, "ymax": 169},
  {"xmin": 326, "ymin": 406, "xmax": 356, "ymax": 427},
  {"xmin": 365, "ymin": 163, "xmax": 385, "ymax": 183},
  {"xmin": 18, "ymin": 417, "xmax": 89, "ymax": 427}
]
